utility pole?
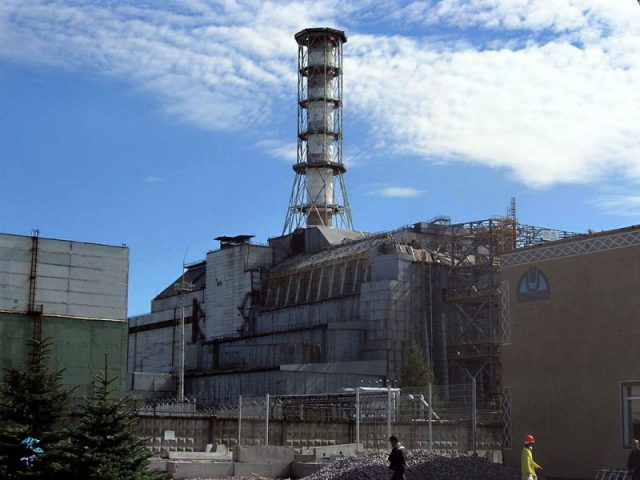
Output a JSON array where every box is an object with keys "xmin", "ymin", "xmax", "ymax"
[
  {"xmin": 175, "ymin": 264, "xmax": 194, "ymax": 402},
  {"xmin": 465, "ymin": 368, "xmax": 482, "ymax": 455}
]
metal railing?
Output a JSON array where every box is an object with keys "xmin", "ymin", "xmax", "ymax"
[{"xmin": 595, "ymin": 469, "xmax": 629, "ymax": 480}]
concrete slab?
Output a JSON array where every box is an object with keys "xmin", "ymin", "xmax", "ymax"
[
  {"xmin": 166, "ymin": 451, "xmax": 232, "ymax": 461},
  {"xmin": 233, "ymin": 461, "xmax": 291, "ymax": 478},
  {"xmin": 233, "ymin": 445, "xmax": 295, "ymax": 463},
  {"xmin": 166, "ymin": 461, "xmax": 234, "ymax": 479}
]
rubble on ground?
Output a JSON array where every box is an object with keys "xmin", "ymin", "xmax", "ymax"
[{"xmin": 302, "ymin": 450, "xmax": 519, "ymax": 480}]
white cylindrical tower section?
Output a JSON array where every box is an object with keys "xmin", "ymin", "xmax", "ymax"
[
  {"xmin": 308, "ymin": 43, "xmax": 337, "ymax": 68},
  {"xmin": 308, "ymin": 76, "xmax": 335, "ymax": 100},
  {"xmin": 305, "ymin": 167, "xmax": 335, "ymax": 226},
  {"xmin": 307, "ymin": 101, "xmax": 334, "ymax": 132},
  {"xmin": 307, "ymin": 133, "xmax": 334, "ymax": 164},
  {"xmin": 306, "ymin": 168, "xmax": 335, "ymax": 205}
]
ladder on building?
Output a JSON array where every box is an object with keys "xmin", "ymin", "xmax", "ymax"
[{"xmin": 595, "ymin": 469, "xmax": 629, "ymax": 480}]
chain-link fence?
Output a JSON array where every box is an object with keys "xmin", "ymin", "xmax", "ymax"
[{"xmin": 134, "ymin": 384, "xmax": 502, "ymax": 453}]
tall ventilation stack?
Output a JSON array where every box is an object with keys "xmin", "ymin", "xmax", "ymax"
[{"xmin": 283, "ymin": 27, "xmax": 354, "ymax": 234}]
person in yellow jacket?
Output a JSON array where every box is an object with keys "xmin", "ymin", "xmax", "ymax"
[{"xmin": 522, "ymin": 434, "xmax": 542, "ymax": 480}]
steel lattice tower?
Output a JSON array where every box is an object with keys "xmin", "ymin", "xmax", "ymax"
[{"xmin": 283, "ymin": 27, "xmax": 353, "ymax": 234}]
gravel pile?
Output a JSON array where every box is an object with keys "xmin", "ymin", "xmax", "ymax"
[{"xmin": 302, "ymin": 450, "xmax": 520, "ymax": 480}]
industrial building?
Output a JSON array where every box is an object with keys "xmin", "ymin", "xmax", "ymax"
[
  {"xmin": 501, "ymin": 226, "xmax": 640, "ymax": 479},
  {"xmin": 127, "ymin": 28, "xmax": 576, "ymax": 405},
  {"xmin": 0, "ymin": 231, "xmax": 129, "ymax": 394},
  {"xmin": 129, "ymin": 219, "xmax": 575, "ymax": 403}
]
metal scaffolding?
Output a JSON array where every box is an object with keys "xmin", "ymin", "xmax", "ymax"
[
  {"xmin": 283, "ymin": 28, "xmax": 353, "ymax": 234},
  {"xmin": 425, "ymin": 217, "xmax": 579, "ymax": 395}
]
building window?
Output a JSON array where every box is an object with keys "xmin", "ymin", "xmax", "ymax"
[{"xmin": 621, "ymin": 381, "xmax": 640, "ymax": 447}]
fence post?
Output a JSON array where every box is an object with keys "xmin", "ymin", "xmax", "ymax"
[
  {"xmin": 238, "ymin": 395, "xmax": 242, "ymax": 446},
  {"xmin": 266, "ymin": 394, "xmax": 270, "ymax": 446},
  {"xmin": 356, "ymin": 387, "xmax": 360, "ymax": 451},
  {"xmin": 208, "ymin": 415, "xmax": 215, "ymax": 450},
  {"xmin": 282, "ymin": 407, "xmax": 287, "ymax": 447},
  {"xmin": 428, "ymin": 383, "xmax": 433, "ymax": 451},
  {"xmin": 471, "ymin": 377, "xmax": 477, "ymax": 454},
  {"xmin": 387, "ymin": 384, "xmax": 392, "ymax": 440}
]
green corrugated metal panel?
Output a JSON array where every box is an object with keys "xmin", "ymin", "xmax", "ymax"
[
  {"xmin": 0, "ymin": 313, "xmax": 126, "ymax": 396},
  {"xmin": 0, "ymin": 312, "xmax": 31, "ymax": 371}
]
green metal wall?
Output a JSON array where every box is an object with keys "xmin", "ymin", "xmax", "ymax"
[{"xmin": 0, "ymin": 312, "xmax": 127, "ymax": 396}]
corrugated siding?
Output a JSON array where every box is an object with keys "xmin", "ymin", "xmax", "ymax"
[{"xmin": 0, "ymin": 234, "xmax": 128, "ymax": 320}]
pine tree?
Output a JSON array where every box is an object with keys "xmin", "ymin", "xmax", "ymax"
[
  {"xmin": 399, "ymin": 342, "xmax": 435, "ymax": 388},
  {"xmin": 0, "ymin": 338, "xmax": 73, "ymax": 478},
  {"xmin": 64, "ymin": 366, "xmax": 162, "ymax": 480}
]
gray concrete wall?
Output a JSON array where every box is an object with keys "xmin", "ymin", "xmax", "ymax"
[
  {"xmin": 215, "ymin": 327, "xmax": 364, "ymax": 370},
  {"xmin": 137, "ymin": 414, "xmax": 501, "ymax": 454},
  {"xmin": 128, "ymin": 317, "xmax": 174, "ymax": 374},
  {"xmin": 256, "ymin": 296, "xmax": 361, "ymax": 334},
  {"xmin": 129, "ymin": 372, "xmax": 175, "ymax": 397},
  {"xmin": 128, "ymin": 287, "xmax": 206, "ymax": 375},
  {"xmin": 361, "ymin": 255, "xmax": 427, "ymax": 377},
  {"xmin": 205, "ymin": 244, "xmax": 272, "ymax": 340}
]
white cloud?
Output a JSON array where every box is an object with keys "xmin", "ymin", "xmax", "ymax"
[
  {"xmin": 143, "ymin": 175, "xmax": 164, "ymax": 183},
  {"xmin": 367, "ymin": 186, "xmax": 424, "ymax": 198},
  {"xmin": 1, "ymin": 0, "xmax": 640, "ymax": 189},
  {"xmin": 0, "ymin": 0, "xmax": 335, "ymax": 130},
  {"xmin": 393, "ymin": 0, "xmax": 638, "ymax": 37},
  {"xmin": 254, "ymin": 139, "xmax": 297, "ymax": 163},
  {"xmin": 347, "ymin": 33, "xmax": 640, "ymax": 187},
  {"xmin": 590, "ymin": 188, "xmax": 640, "ymax": 217}
]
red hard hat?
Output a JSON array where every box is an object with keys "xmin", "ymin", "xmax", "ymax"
[{"xmin": 524, "ymin": 434, "xmax": 535, "ymax": 444}]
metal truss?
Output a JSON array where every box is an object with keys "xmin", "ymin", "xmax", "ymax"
[
  {"xmin": 502, "ymin": 387, "xmax": 512, "ymax": 449},
  {"xmin": 500, "ymin": 280, "xmax": 511, "ymax": 345}
]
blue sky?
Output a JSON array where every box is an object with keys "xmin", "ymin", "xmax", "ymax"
[{"xmin": 2, "ymin": 0, "xmax": 640, "ymax": 315}]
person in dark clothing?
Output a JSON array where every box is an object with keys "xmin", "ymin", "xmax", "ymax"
[
  {"xmin": 628, "ymin": 439, "xmax": 640, "ymax": 480},
  {"xmin": 388, "ymin": 435, "xmax": 407, "ymax": 480}
]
